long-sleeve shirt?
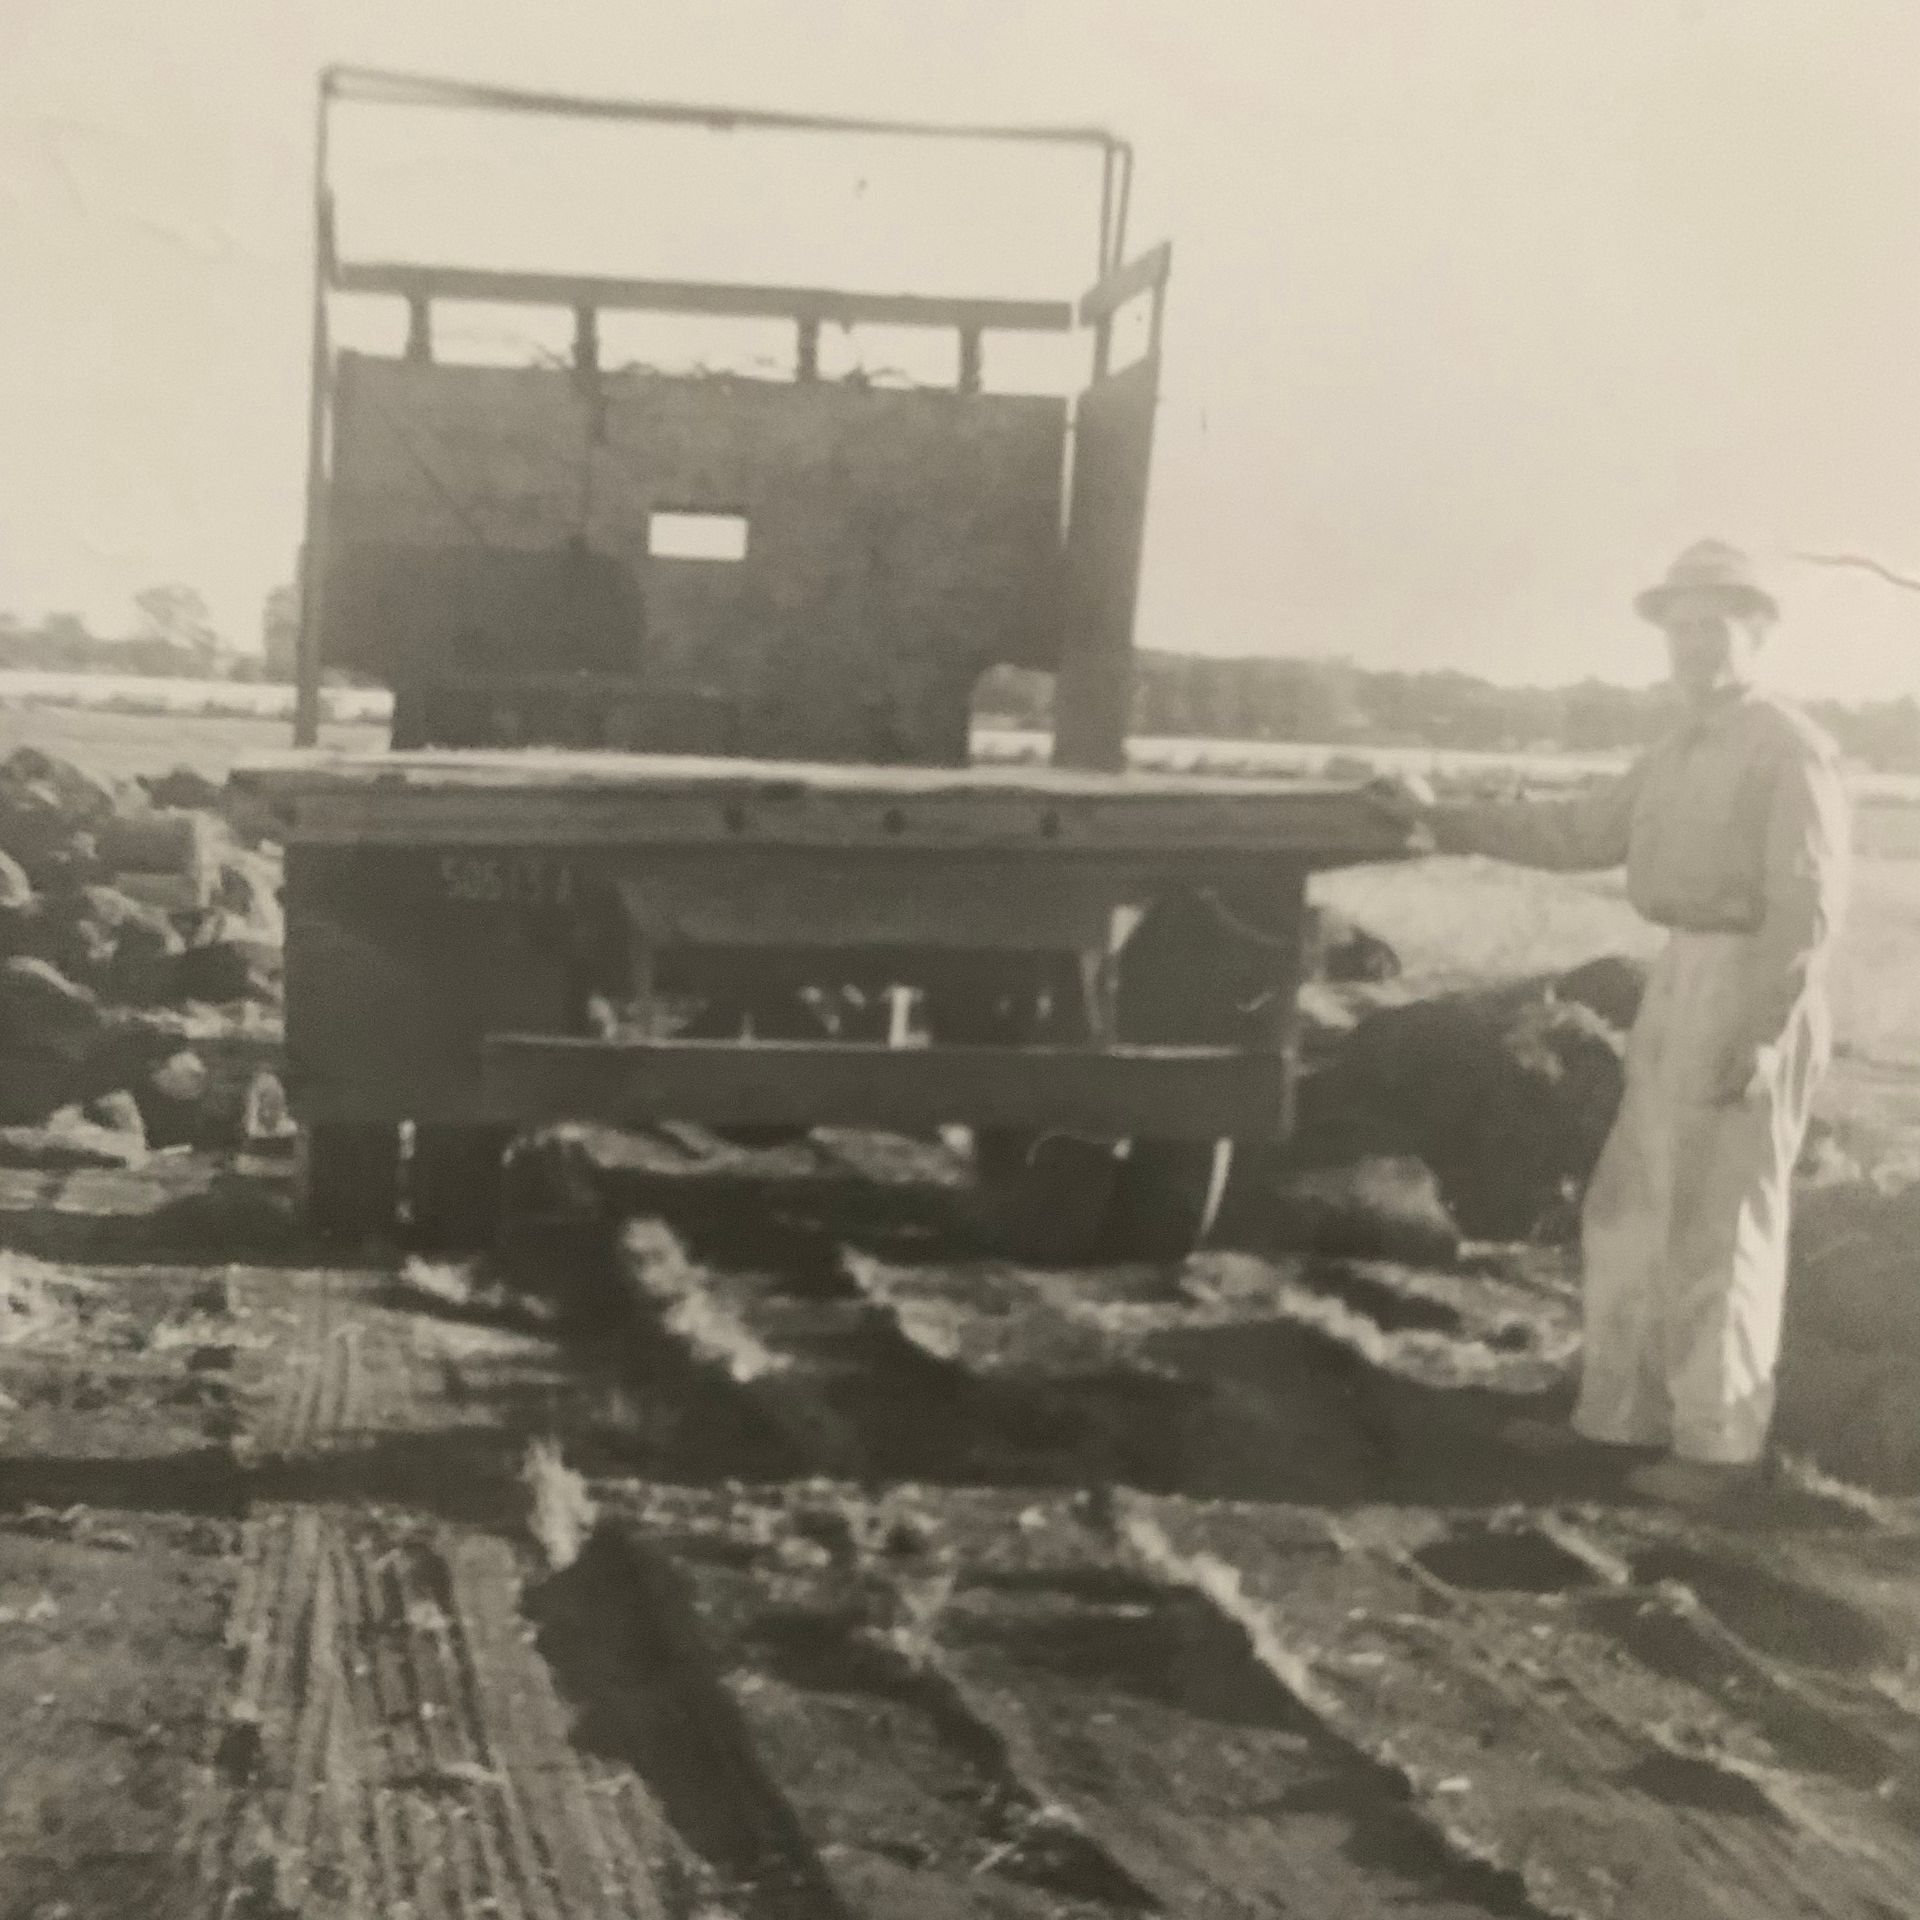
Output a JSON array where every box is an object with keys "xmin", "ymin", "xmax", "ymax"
[{"xmin": 1432, "ymin": 687, "xmax": 1852, "ymax": 1054}]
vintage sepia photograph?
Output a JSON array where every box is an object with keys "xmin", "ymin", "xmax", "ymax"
[{"xmin": 1, "ymin": 2, "xmax": 1918, "ymax": 1913}]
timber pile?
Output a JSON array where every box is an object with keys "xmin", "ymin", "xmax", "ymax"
[{"xmin": 0, "ymin": 748, "xmax": 284, "ymax": 1166}]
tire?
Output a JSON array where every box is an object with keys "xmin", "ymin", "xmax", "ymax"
[
  {"xmin": 409, "ymin": 1122, "xmax": 514, "ymax": 1252},
  {"xmin": 302, "ymin": 1122, "xmax": 401, "ymax": 1243},
  {"xmin": 973, "ymin": 1132, "xmax": 1125, "ymax": 1266},
  {"xmin": 971, "ymin": 1125, "xmax": 1040, "ymax": 1188},
  {"xmin": 1104, "ymin": 893, "xmax": 1244, "ymax": 1262},
  {"xmin": 1102, "ymin": 1137, "xmax": 1235, "ymax": 1263}
]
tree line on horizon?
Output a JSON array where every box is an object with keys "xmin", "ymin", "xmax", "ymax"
[
  {"xmin": 2, "ymin": 592, "xmax": 1913, "ymax": 772},
  {"xmin": 0, "ymin": 586, "xmax": 297, "ymax": 686},
  {"xmin": 976, "ymin": 655, "xmax": 1920, "ymax": 773}
]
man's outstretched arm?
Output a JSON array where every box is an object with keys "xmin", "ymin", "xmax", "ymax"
[{"xmin": 1429, "ymin": 760, "xmax": 1645, "ymax": 873}]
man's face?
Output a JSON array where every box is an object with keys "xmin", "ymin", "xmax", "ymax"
[{"xmin": 1659, "ymin": 594, "xmax": 1769, "ymax": 699}]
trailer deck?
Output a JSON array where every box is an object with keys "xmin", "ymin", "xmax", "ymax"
[
  {"xmin": 237, "ymin": 748, "xmax": 1415, "ymax": 1254},
  {"xmin": 234, "ymin": 748, "xmax": 1408, "ymax": 848}
]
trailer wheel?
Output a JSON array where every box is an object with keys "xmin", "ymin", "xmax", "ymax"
[
  {"xmin": 970, "ymin": 1125, "xmax": 1038, "ymax": 1187},
  {"xmin": 1100, "ymin": 889, "xmax": 1252, "ymax": 1264},
  {"xmin": 1103, "ymin": 1137, "xmax": 1234, "ymax": 1263},
  {"xmin": 302, "ymin": 1123, "xmax": 401, "ymax": 1243},
  {"xmin": 929, "ymin": 956, "xmax": 1118, "ymax": 1263},
  {"xmin": 925, "ymin": 970, "xmax": 1034, "ymax": 1199},
  {"xmin": 974, "ymin": 1132, "xmax": 1125, "ymax": 1266},
  {"xmin": 409, "ymin": 1123, "xmax": 514, "ymax": 1252}
]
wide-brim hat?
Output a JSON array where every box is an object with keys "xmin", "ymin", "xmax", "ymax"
[{"xmin": 1634, "ymin": 539, "xmax": 1778, "ymax": 624}]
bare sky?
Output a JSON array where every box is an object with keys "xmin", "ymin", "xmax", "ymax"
[{"xmin": 1, "ymin": 0, "xmax": 1916, "ymax": 699}]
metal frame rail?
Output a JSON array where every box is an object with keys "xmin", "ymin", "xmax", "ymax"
[{"xmin": 295, "ymin": 65, "xmax": 1144, "ymax": 745}]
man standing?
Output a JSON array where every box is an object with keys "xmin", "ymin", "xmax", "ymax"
[{"xmin": 1418, "ymin": 541, "xmax": 1852, "ymax": 1503}]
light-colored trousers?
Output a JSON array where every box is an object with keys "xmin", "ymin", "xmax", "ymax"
[{"xmin": 1574, "ymin": 930, "xmax": 1829, "ymax": 1465}]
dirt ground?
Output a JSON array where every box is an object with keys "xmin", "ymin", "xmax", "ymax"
[{"xmin": 5, "ymin": 1121, "xmax": 1920, "ymax": 1920}]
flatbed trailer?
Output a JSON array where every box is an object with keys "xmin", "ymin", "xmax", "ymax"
[
  {"xmin": 236, "ymin": 750, "xmax": 1413, "ymax": 1258},
  {"xmin": 247, "ymin": 69, "xmax": 1416, "ymax": 1258}
]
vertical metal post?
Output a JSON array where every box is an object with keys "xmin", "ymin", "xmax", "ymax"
[
  {"xmin": 1097, "ymin": 145, "xmax": 1115, "ymax": 277},
  {"xmin": 958, "ymin": 327, "xmax": 982, "ymax": 394},
  {"xmin": 1251, "ymin": 869, "xmax": 1307, "ymax": 1142},
  {"xmin": 404, "ymin": 294, "xmax": 432, "ymax": 363},
  {"xmin": 796, "ymin": 317, "xmax": 820, "ymax": 381},
  {"xmin": 293, "ymin": 79, "xmax": 334, "ymax": 748},
  {"xmin": 573, "ymin": 304, "xmax": 600, "ymax": 376},
  {"xmin": 1112, "ymin": 143, "xmax": 1134, "ymax": 268},
  {"xmin": 629, "ymin": 938, "xmax": 658, "ymax": 1038}
]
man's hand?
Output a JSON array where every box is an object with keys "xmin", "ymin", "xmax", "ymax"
[
  {"xmin": 1711, "ymin": 1041, "xmax": 1779, "ymax": 1106},
  {"xmin": 1361, "ymin": 771, "xmax": 1437, "ymax": 827}
]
